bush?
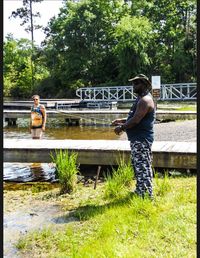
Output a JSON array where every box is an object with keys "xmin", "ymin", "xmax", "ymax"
[{"xmin": 50, "ymin": 150, "xmax": 79, "ymax": 194}]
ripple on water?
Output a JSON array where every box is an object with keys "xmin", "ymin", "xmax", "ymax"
[{"xmin": 4, "ymin": 163, "xmax": 56, "ymax": 182}]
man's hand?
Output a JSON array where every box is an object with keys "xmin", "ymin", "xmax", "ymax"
[{"xmin": 114, "ymin": 125, "xmax": 124, "ymax": 135}]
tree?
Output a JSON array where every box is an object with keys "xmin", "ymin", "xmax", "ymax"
[
  {"xmin": 3, "ymin": 35, "xmax": 49, "ymax": 98},
  {"xmin": 9, "ymin": 0, "xmax": 44, "ymax": 89},
  {"xmin": 9, "ymin": 0, "xmax": 43, "ymax": 44},
  {"xmin": 42, "ymin": 0, "xmax": 127, "ymax": 91},
  {"xmin": 114, "ymin": 15, "xmax": 153, "ymax": 83},
  {"xmin": 145, "ymin": 0, "xmax": 196, "ymax": 82}
]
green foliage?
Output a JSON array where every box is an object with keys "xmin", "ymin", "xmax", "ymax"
[
  {"xmin": 4, "ymin": 0, "xmax": 196, "ymax": 99},
  {"xmin": 50, "ymin": 150, "xmax": 79, "ymax": 194},
  {"xmin": 104, "ymin": 158, "xmax": 133, "ymax": 200},
  {"xmin": 3, "ymin": 36, "xmax": 49, "ymax": 98},
  {"xmin": 146, "ymin": 0, "xmax": 196, "ymax": 82},
  {"xmin": 43, "ymin": 0, "xmax": 124, "ymax": 87},
  {"xmin": 114, "ymin": 15, "xmax": 153, "ymax": 83},
  {"xmin": 3, "ymin": 37, "xmax": 33, "ymax": 97}
]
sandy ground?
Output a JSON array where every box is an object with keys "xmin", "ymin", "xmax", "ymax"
[{"xmin": 119, "ymin": 119, "xmax": 196, "ymax": 142}]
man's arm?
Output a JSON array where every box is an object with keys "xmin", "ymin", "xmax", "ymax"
[
  {"xmin": 114, "ymin": 96, "xmax": 152, "ymax": 135},
  {"xmin": 122, "ymin": 97, "xmax": 150, "ymax": 130},
  {"xmin": 111, "ymin": 118, "xmax": 127, "ymax": 126}
]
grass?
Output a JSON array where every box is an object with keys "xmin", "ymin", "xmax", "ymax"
[
  {"xmin": 50, "ymin": 149, "xmax": 79, "ymax": 194},
  {"xmin": 104, "ymin": 159, "xmax": 133, "ymax": 200},
  {"xmin": 173, "ymin": 105, "xmax": 196, "ymax": 111},
  {"xmin": 157, "ymin": 101, "xmax": 196, "ymax": 111},
  {"xmin": 15, "ymin": 174, "xmax": 196, "ymax": 258}
]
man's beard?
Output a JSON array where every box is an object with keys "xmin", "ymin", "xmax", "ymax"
[
  {"xmin": 133, "ymin": 87, "xmax": 142, "ymax": 94},
  {"xmin": 133, "ymin": 87, "xmax": 149, "ymax": 96}
]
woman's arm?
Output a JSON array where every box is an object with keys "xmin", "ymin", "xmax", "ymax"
[{"xmin": 40, "ymin": 105, "xmax": 47, "ymax": 131}]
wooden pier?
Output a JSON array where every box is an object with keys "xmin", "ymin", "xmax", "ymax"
[
  {"xmin": 3, "ymin": 110, "xmax": 197, "ymax": 126},
  {"xmin": 4, "ymin": 139, "xmax": 196, "ymax": 169}
]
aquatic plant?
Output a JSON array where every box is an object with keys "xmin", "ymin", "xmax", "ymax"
[{"xmin": 50, "ymin": 149, "xmax": 79, "ymax": 194}]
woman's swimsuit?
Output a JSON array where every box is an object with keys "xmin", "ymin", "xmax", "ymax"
[{"xmin": 31, "ymin": 105, "xmax": 43, "ymax": 129}]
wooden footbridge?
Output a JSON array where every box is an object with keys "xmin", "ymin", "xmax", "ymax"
[{"xmin": 4, "ymin": 139, "xmax": 196, "ymax": 170}]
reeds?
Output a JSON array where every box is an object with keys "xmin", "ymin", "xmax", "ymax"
[{"xmin": 50, "ymin": 149, "xmax": 79, "ymax": 194}]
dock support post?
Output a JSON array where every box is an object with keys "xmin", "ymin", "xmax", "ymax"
[
  {"xmin": 65, "ymin": 118, "xmax": 80, "ymax": 126},
  {"xmin": 5, "ymin": 118, "xmax": 17, "ymax": 126},
  {"xmin": 94, "ymin": 166, "xmax": 101, "ymax": 189}
]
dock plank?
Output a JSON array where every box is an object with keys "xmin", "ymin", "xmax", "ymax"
[{"xmin": 4, "ymin": 139, "xmax": 196, "ymax": 169}]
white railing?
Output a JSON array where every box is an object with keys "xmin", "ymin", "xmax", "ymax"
[
  {"xmin": 76, "ymin": 86, "xmax": 137, "ymax": 101},
  {"xmin": 76, "ymin": 83, "xmax": 197, "ymax": 101},
  {"xmin": 160, "ymin": 83, "xmax": 197, "ymax": 100}
]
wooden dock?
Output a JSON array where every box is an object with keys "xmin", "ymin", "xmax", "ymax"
[
  {"xmin": 3, "ymin": 110, "xmax": 197, "ymax": 125},
  {"xmin": 4, "ymin": 139, "xmax": 196, "ymax": 169}
]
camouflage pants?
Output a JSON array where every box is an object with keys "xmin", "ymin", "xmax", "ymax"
[{"xmin": 130, "ymin": 140, "xmax": 153, "ymax": 198}]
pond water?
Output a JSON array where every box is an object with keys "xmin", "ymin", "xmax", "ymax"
[{"xmin": 4, "ymin": 117, "xmax": 123, "ymax": 182}]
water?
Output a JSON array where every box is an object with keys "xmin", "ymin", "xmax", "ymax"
[
  {"xmin": 4, "ymin": 116, "xmax": 196, "ymax": 182},
  {"xmin": 4, "ymin": 117, "xmax": 123, "ymax": 182},
  {"xmin": 3, "ymin": 117, "xmax": 122, "ymax": 140},
  {"xmin": 4, "ymin": 163, "xmax": 56, "ymax": 182}
]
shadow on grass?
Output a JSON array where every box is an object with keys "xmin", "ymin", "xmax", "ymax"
[{"xmin": 53, "ymin": 192, "xmax": 151, "ymax": 224}]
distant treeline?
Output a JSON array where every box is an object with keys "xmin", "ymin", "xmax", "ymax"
[{"xmin": 3, "ymin": 0, "xmax": 196, "ymax": 99}]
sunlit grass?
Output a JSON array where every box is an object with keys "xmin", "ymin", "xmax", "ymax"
[
  {"xmin": 50, "ymin": 149, "xmax": 80, "ymax": 194},
  {"xmin": 104, "ymin": 158, "xmax": 133, "ymax": 200},
  {"xmin": 15, "ymin": 174, "xmax": 196, "ymax": 258},
  {"xmin": 176, "ymin": 106, "xmax": 196, "ymax": 111},
  {"xmin": 157, "ymin": 101, "xmax": 196, "ymax": 111}
]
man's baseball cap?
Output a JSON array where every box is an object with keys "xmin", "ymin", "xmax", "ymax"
[{"xmin": 128, "ymin": 74, "xmax": 152, "ymax": 89}]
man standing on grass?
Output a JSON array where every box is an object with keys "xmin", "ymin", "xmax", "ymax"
[
  {"xmin": 30, "ymin": 95, "xmax": 47, "ymax": 139},
  {"xmin": 111, "ymin": 74, "xmax": 155, "ymax": 199}
]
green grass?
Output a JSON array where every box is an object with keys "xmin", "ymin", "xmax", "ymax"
[
  {"xmin": 157, "ymin": 101, "xmax": 196, "ymax": 111},
  {"xmin": 50, "ymin": 149, "xmax": 79, "ymax": 194},
  {"xmin": 15, "ymin": 176, "xmax": 196, "ymax": 258},
  {"xmin": 104, "ymin": 159, "xmax": 133, "ymax": 200}
]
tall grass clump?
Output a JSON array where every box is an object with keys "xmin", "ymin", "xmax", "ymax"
[
  {"xmin": 50, "ymin": 149, "xmax": 79, "ymax": 194},
  {"xmin": 104, "ymin": 158, "xmax": 133, "ymax": 200},
  {"xmin": 154, "ymin": 171, "xmax": 171, "ymax": 197}
]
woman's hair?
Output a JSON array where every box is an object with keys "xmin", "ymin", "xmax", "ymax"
[{"xmin": 32, "ymin": 95, "xmax": 40, "ymax": 100}]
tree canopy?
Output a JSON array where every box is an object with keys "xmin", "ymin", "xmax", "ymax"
[{"xmin": 4, "ymin": 0, "xmax": 196, "ymax": 98}]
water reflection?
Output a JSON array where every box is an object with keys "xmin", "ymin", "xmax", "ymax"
[
  {"xmin": 3, "ymin": 115, "xmax": 125, "ymax": 140},
  {"xmin": 4, "ymin": 163, "xmax": 56, "ymax": 182},
  {"xmin": 3, "ymin": 124, "xmax": 122, "ymax": 140}
]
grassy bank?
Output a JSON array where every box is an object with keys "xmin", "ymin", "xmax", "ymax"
[
  {"xmin": 7, "ymin": 175, "xmax": 196, "ymax": 258},
  {"xmin": 156, "ymin": 101, "xmax": 196, "ymax": 111}
]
